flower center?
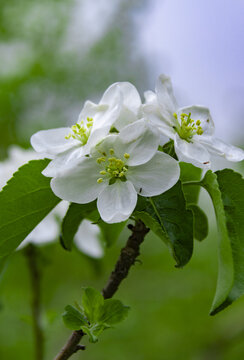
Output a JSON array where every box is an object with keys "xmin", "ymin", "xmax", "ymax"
[
  {"xmin": 173, "ymin": 112, "xmax": 203, "ymax": 141},
  {"xmin": 65, "ymin": 117, "xmax": 93, "ymax": 146},
  {"xmin": 96, "ymin": 149, "xmax": 130, "ymax": 185}
]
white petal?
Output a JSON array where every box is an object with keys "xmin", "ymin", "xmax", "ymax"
[
  {"xmin": 51, "ymin": 157, "xmax": 106, "ymax": 203},
  {"xmin": 144, "ymin": 90, "xmax": 156, "ymax": 104},
  {"xmin": 78, "ymin": 100, "xmax": 104, "ymax": 121},
  {"xmin": 174, "ymin": 135, "xmax": 211, "ymax": 169},
  {"xmin": 100, "ymin": 82, "xmax": 122, "ymax": 105},
  {"xmin": 143, "ymin": 94, "xmax": 176, "ymax": 139},
  {"xmin": 117, "ymin": 119, "xmax": 160, "ymax": 166},
  {"xmin": 155, "ymin": 74, "xmax": 177, "ymax": 125},
  {"xmin": 31, "ymin": 128, "xmax": 78, "ymax": 155},
  {"xmin": 42, "ymin": 146, "xmax": 85, "ymax": 177},
  {"xmin": 113, "ymin": 106, "xmax": 138, "ymax": 131},
  {"xmin": 178, "ymin": 105, "xmax": 214, "ymax": 135},
  {"xmin": 96, "ymin": 83, "xmax": 122, "ymax": 128},
  {"xmin": 127, "ymin": 151, "xmax": 180, "ymax": 196},
  {"xmin": 101, "ymin": 82, "xmax": 142, "ymax": 131},
  {"xmin": 74, "ymin": 219, "xmax": 104, "ymax": 258},
  {"xmin": 115, "ymin": 82, "xmax": 141, "ymax": 114},
  {"xmin": 86, "ymin": 125, "xmax": 111, "ymax": 151},
  {"xmin": 97, "ymin": 181, "xmax": 137, "ymax": 223},
  {"xmin": 198, "ymin": 135, "xmax": 244, "ymax": 162},
  {"xmin": 153, "ymin": 118, "xmax": 176, "ymax": 139},
  {"xmin": 91, "ymin": 134, "xmax": 118, "ymax": 158}
]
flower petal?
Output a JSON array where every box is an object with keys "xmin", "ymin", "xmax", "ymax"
[
  {"xmin": 116, "ymin": 82, "xmax": 141, "ymax": 114},
  {"xmin": 31, "ymin": 128, "xmax": 78, "ymax": 155},
  {"xmin": 101, "ymin": 82, "xmax": 142, "ymax": 131},
  {"xmin": 97, "ymin": 181, "xmax": 137, "ymax": 223},
  {"xmin": 178, "ymin": 105, "xmax": 214, "ymax": 135},
  {"xmin": 174, "ymin": 135, "xmax": 211, "ymax": 169},
  {"xmin": 90, "ymin": 134, "xmax": 118, "ymax": 159},
  {"xmin": 198, "ymin": 135, "xmax": 244, "ymax": 162},
  {"xmin": 102, "ymin": 82, "xmax": 141, "ymax": 114},
  {"xmin": 127, "ymin": 151, "xmax": 180, "ymax": 196},
  {"xmin": 155, "ymin": 74, "xmax": 177, "ymax": 125},
  {"xmin": 86, "ymin": 125, "xmax": 112, "ymax": 151},
  {"xmin": 116, "ymin": 119, "xmax": 160, "ymax": 166},
  {"xmin": 74, "ymin": 219, "xmax": 104, "ymax": 258},
  {"xmin": 143, "ymin": 91, "xmax": 176, "ymax": 140},
  {"xmin": 50, "ymin": 157, "xmax": 105, "ymax": 203},
  {"xmin": 42, "ymin": 146, "xmax": 85, "ymax": 177},
  {"xmin": 113, "ymin": 106, "xmax": 138, "ymax": 131},
  {"xmin": 78, "ymin": 100, "xmax": 104, "ymax": 120}
]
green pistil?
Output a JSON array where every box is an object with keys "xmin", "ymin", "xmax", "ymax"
[
  {"xmin": 96, "ymin": 151, "xmax": 130, "ymax": 184},
  {"xmin": 173, "ymin": 112, "xmax": 203, "ymax": 141},
  {"xmin": 65, "ymin": 117, "xmax": 93, "ymax": 146}
]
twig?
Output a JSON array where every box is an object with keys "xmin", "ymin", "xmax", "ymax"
[
  {"xmin": 54, "ymin": 220, "xmax": 149, "ymax": 360},
  {"xmin": 24, "ymin": 244, "xmax": 44, "ymax": 360}
]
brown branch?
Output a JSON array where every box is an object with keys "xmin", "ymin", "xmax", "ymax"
[
  {"xmin": 24, "ymin": 244, "xmax": 44, "ymax": 360},
  {"xmin": 54, "ymin": 220, "xmax": 149, "ymax": 360}
]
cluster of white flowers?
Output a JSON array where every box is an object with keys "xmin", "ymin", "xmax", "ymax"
[
  {"xmin": 31, "ymin": 75, "xmax": 244, "ymax": 224},
  {"xmin": 0, "ymin": 146, "xmax": 104, "ymax": 258}
]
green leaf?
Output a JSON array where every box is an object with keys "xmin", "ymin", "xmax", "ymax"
[
  {"xmin": 0, "ymin": 159, "xmax": 61, "ymax": 258},
  {"xmin": 180, "ymin": 162, "xmax": 202, "ymax": 205},
  {"xmin": 82, "ymin": 287, "xmax": 104, "ymax": 323},
  {"xmin": 61, "ymin": 202, "xmax": 97, "ymax": 250},
  {"xmin": 62, "ymin": 305, "xmax": 87, "ymax": 330},
  {"xmin": 188, "ymin": 204, "xmax": 209, "ymax": 241},
  {"xmin": 134, "ymin": 181, "xmax": 193, "ymax": 267},
  {"xmin": 200, "ymin": 169, "xmax": 244, "ymax": 315},
  {"xmin": 61, "ymin": 202, "xmax": 126, "ymax": 250},
  {"xmin": 159, "ymin": 139, "xmax": 177, "ymax": 159},
  {"xmin": 81, "ymin": 324, "xmax": 106, "ymax": 343},
  {"xmin": 99, "ymin": 299, "xmax": 130, "ymax": 325},
  {"xmin": 98, "ymin": 221, "xmax": 126, "ymax": 247}
]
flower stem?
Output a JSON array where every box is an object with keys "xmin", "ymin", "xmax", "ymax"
[
  {"xmin": 24, "ymin": 244, "xmax": 44, "ymax": 360},
  {"xmin": 53, "ymin": 220, "xmax": 149, "ymax": 360}
]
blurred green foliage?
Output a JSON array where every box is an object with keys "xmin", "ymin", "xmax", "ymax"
[
  {"xmin": 1, "ymin": 226, "xmax": 244, "ymax": 360},
  {"xmin": 0, "ymin": 0, "xmax": 148, "ymax": 158}
]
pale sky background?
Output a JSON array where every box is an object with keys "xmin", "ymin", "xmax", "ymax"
[{"xmin": 135, "ymin": 0, "xmax": 244, "ymax": 144}]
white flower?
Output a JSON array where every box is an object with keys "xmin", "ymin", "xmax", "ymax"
[
  {"xmin": 0, "ymin": 146, "xmax": 104, "ymax": 258},
  {"xmin": 74, "ymin": 219, "xmax": 104, "ymax": 259},
  {"xmin": 31, "ymin": 82, "xmax": 142, "ymax": 177},
  {"xmin": 50, "ymin": 120, "xmax": 180, "ymax": 223},
  {"xmin": 143, "ymin": 74, "xmax": 244, "ymax": 169}
]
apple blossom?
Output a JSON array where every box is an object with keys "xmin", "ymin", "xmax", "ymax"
[
  {"xmin": 143, "ymin": 74, "xmax": 244, "ymax": 169},
  {"xmin": 31, "ymin": 81, "xmax": 142, "ymax": 177},
  {"xmin": 50, "ymin": 120, "xmax": 180, "ymax": 223}
]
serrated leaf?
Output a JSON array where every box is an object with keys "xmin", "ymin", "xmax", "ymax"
[
  {"xmin": 99, "ymin": 299, "xmax": 130, "ymax": 325},
  {"xmin": 62, "ymin": 305, "xmax": 87, "ymax": 330},
  {"xmin": 0, "ymin": 159, "xmax": 61, "ymax": 257},
  {"xmin": 188, "ymin": 204, "xmax": 209, "ymax": 241},
  {"xmin": 61, "ymin": 202, "xmax": 97, "ymax": 250},
  {"xmin": 180, "ymin": 162, "xmax": 202, "ymax": 205},
  {"xmin": 200, "ymin": 169, "xmax": 244, "ymax": 315},
  {"xmin": 134, "ymin": 181, "xmax": 193, "ymax": 267},
  {"xmin": 82, "ymin": 287, "xmax": 104, "ymax": 323}
]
